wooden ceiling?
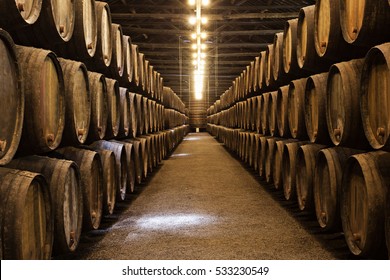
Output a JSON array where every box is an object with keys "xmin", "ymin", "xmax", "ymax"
[{"xmin": 104, "ymin": 0, "xmax": 315, "ymax": 107}]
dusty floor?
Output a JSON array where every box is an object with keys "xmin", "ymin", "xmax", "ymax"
[{"xmin": 60, "ymin": 132, "xmax": 353, "ymax": 260}]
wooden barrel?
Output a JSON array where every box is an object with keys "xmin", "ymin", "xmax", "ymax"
[
  {"xmin": 104, "ymin": 78, "xmax": 120, "ymax": 139},
  {"xmin": 296, "ymin": 143, "xmax": 327, "ymax": 211},
  {"xmin": 128, "ymin": 91, "xmax": 137, "ymax": 138},
  {"xmin": 341, "ymin": 151, "xmax": 390, "ymax": 258},
  {"xmin": 265, "ymin": 44, "xmax": 275, "ymax": 88},
  {"xmin": 26, "ymin": 0, "xmax": 74, "ymax": 49},
  {"xmin": 250, "ymin": 96, "xmax": 257, "ymax": 131},
  {"xmin": 258, "ymin": 51, "xmax": 266, "ymax": 90},
  {"xmin": 55, "ymin": 147, "xmax": 103, "ymax": 231},
  {"xmin": 143, "ymin": 96, "xmax": 150, "ymax": 134},
  {"xmin": 265, "ymin": 137, "xmax": 283, "ymax": 183},
  {"xmin": 15, "ymin": 46, "xmax": 65, "ymax": 154},
  {"xmin": 360, "ymin": 43, "xmax": 390, "ymax": 150},
  {"xmin": 63, "ymin": 0, "xmax": 97, "ymax": 62},
  {"xmin": 268, "ymin": 91, "xmax": 279, "ymax": 137},
  {"xmin": 135, "ymin": 137, "xmax": 148, "ymax": 179},
  {"xmin": 288, "ymin": 78, "xmax": 308, "ymax": 139},
  {"xmin": 138, "ymin": 52, "xmax": 147, "ymax": 92},
  {"xmin": 124, "ymin": 139, "xmax": 143, "ymax": 185},
  {"xmin": 8, "ymin": 156, "xmax": 83, "ymax": 254},
  {"xmin": 253, "ymin": 134, "xmax": 261, "ymax": 171},
  {"xmin": 276, "ymin": 85, "xmax": 291, "ymax": 138},
  {"xmin": 87, "ymin": 71, "xmax": 107, "ymax": 142},
  {"xmin": 313, "ymin": 147, "xmax": 362, "ymax": 231},
  {"xmin": 144, "ymin": 60, "xmax": 151, "ymax": 95},
  {"xmin": 112, "ymin": 140, "xmax": 135, "ymax": 193},
  {"xmin": 135, "ymin": 94, "xmax": 145, "ymax": 135},
  {"xmin": 260, "ymin": 93, "xmax": 270, "ymax": 135},
  {"xmin": 0, "ymin": 168, "xmax": 52, "ymax": 259},
  {"xmin": 258, "ymin": 136, "xmax": 272, "ymax": 179},
  {"xmin": 89, "ymin": 140, "xmax": 127, "ymax": 201},
  {"xmin": 0, "ymin": 29, "xmax": 24, "ymax": 165},
  {"xmin": 327, "ymin": 58, "xmax": 369, "ymax": 148},
  {"xmin": 106, "ymin": 23, "xmax": 124, "ymax": 80},
  {"xmin": 255, "ymin": 96, "xmax": 262, "ymax": 134},
  {"xmin": 117, "ymin": 87, "xmax": 130, "ymax": 138},
  {"xmin": 92, "ymin": 1, "xmax": 112, "ymax": 71},
  {"xmin": 339, "ymin": 0, "xmax": 390, "ymax": 47},
  {"xmin": 272, "ymin": 32, "xmax": 288, "ymax": 84},
  {"xmin": 273, "ymin": 139, "xmax": 297, "ymax": 190},
  {"xmin": 253, "ymin": 57, "xmax": 260, "ymax": 93},
  {"xmin": 282, "ymin": 141, "xmax": 309, "ymax": 201},
  {"xmin": 0, "ymin": 0, "xmax": 42, "ymax": 30},
  {"xmin": 304, "ymin": 72, "xmax": 331, "ymax": 144},
  {"xmin": 90, "ymin": 149, "xmax": 116, "ymax": 215},
  {"xmin": 297, "ymin": 5, "xmax": 331, "ymax": 72},
  {"xmin": 314, "ymin": 0, "xmax": 364, "ymax": 61},
  {"xmin": 130, "ymin": 44, "xmax": 140, "ymax": 87},
  {"xmin": 123, "ymin": 35, "xmax": 133, "ymax": 85},
  {"xmin": 283, "ymin": 18, "xmax": 303, "ymax": 78},
  {"xmin": 59, "ymin": 58, "xmax": 90, "ymax": 146}
]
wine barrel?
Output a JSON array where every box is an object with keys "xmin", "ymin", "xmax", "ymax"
[
  {"xmin": 288, "ymin": 78, "xmax": 308, "ymax": 139},
  {"xmin": 7, "ymin": 156, "xmax": 83, "ymax": 254},
  {"xmin": 283, "ymin": 18, "xmax": 304, "ymax": 78},
  {"xmin": 123, "ymin": 35, "xmax": 133, "ymax": 85},
  {"xmin": 9, "ymin": 0, "xmax": 75, "ymax": 48},
  {"xmin": 265, "ymin": 137, "xmax": 283, "ymax": 183},
  {"xmin": 144, "ymin": 60, "xmax": 151, "ymax": 96},
  {"xmin": 265, "ymin": 44, "xmax": 275, "ymax": 88},
  {"xmin": 128, "ymin": 91, "xmax": 138, "ymax": 138},
  {"xmin": 327, "ymin": 58, "xmax": 369, "ymax": 148},
  {"xmin": 258, "ymin": 51, "xmax": 266, "ymax": 90},
  {"xmin": 90, "ymin": 140, "xmax": 127, "ymax": 201},
  {"xmin": 255, "ymin": 96, "xmax": 262, "ymax": 134},
  {"xmin": 360, "ymin": 43, "xmax": 390, "ymax": 150},
  {"xmin": 314, "ymin": 0, "xmax": 364, "ymax": 61},
  {"xmin": 0, "ymin": 0, "xmax": 42, "ymax": 30},
  {"xmin": 135, "ymin": 94, "xmax": 145, "ymax": 135},
  {"xmin": 276, "ymin": 85, "xmax": 291, "ymax": 138},
  {"xmin": 273, "ymin": 139, "xmax": 297, "ymax": 190},
  {"xmin": 297, "ymin": 5, "xmax": 331, "ymax": 72},
  {"xmin": 296, "ymin": 143, "xmax": 327, "ymax": 211},
  {"xmin": 123, "ymin": 139, "xmax": 143, "ymax": 185},
  {"xmin": 104, "ymin": 78, "xmax": 120, "ymax": 139},
  {"xmin": 341, "ymin": 151, "xmax": 390, "ymax": 258},
  {"xmin": 0, "ymin": 168, "xmax": 52, "ymax": 260},
  {"xmin": 0, "ymin": 29, "xmax": 24, "ymax": 166},
  {"xmin": 58, "ymin": 58, "xmax": 90, "ymax": 146},
  {"xmin": 272, "ymin": 32, "xmax": 288, "ymax": 84},
  {"xmin": 260, "ymin": 93, "xmax": 270, "ymax": 135},
  {"xmin": 253, "ymin": 134, "xmax": 261, "ymax": 171},
  {"xmin": 304, "ymin": 72, "xmax": 331, "ymax": 144},
  {"xmin": 112, "ymin": 140, "xmax": 135, "ymax": 193},
  {"xmin": 282, "ymin": 141, "xmax": 309, "ymax": 201},
  {"xmin": 250, "ymin": 96, "xmax": 258, "ymax": 131},
  {"xmin": 117, "ymin": 87, "xmax": 130, "ymax": 138},
  {"xmin": 138, "ymin": 52, "xmax": 147, "ymax": 92},
  {"xmin": 253, "ymin": 57, "xmax": 260, "ymax": 93},
  {"xmin": 143, "ymin": 96, "xmax": 150, "ymax": 134},
  {"xmin": 106, "ymin": 23, "xmax": 124, "ymax": 80},
  {"xmin": 313, "ymin": 147, "xmax": 362, "ymax": 231},
  {"xmin": 339, "ymin": 0, "xmax": 390, "ymax": 47},
  {"xmin": 15, "ymin": 46, "xmax": 65, "ymax": 154},
  {"xmin": 268, "ymin": 91, "xmax": 279, "ymax": 137},
  {"xmin": 87, "ymin": 71, "xmax": 108, "ymax": 142},
  {"xmin": 55, "ymin": 147, "xmax": 103, "ymax": 231},
  {"xmin": 63, "ymin": 0, "xmax": 97, "ymax": 63},
  {"xmin": 92, "ymin": 1, "xmax": 112, "ymax": 71},
  {"xmin": 258, "ymin": 136, "xmax": 272, "ymax": 179},
  {"xmin": 88, "ymin": 148, "xmax": 117, "ymax": 215},
  {"xmin": 135, "ymin": 137, "xmax": 148, "ymax": 178},
  {"xmin": 130, "ymin": 44, "xmax": 140, "ymax": 87}
]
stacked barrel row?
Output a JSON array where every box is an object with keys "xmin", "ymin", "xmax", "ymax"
[
  {"xmin": 0, "ymin": 0, "xmax": 189, "ymax": 259},
  {"xmin": 207, "ymin": 0, "xmax": 390, "ymax": 259},
  {"xmin": 162, "ymin": 87, "xmax": 189, "ymax": 129}
]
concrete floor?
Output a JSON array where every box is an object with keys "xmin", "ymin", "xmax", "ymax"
[{"xmin": 64, "ymin": 132, "xmax": 352, "ymax": 260}]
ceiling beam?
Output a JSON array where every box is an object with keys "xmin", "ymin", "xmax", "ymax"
[
  {"xmin": 110, "ymin": 4, "xmax": 305, "ymax": 11},
  {"xmin": 112, "ymin": 12, "xmax": 299, "ymax": 21},
  {"xmin": 135, "ymin": 42, "xmax": 268, "ymax": 49}
]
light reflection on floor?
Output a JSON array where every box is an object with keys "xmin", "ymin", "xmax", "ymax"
[
  {"xmin": 184, "ymin": 137, "xmax": 201, "ymax": 141},
  {"xmin": 171, "ymin": 153, "xmax": 191, "ymax": 157},
  {"xmin": 136, "ymin": 213, "xmax": 215, "ymax": 230}
]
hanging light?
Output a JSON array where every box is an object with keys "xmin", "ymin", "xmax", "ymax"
[
  {"xmin": 188, "ymin": 0, "xmax": 196, "ymax": 5},
  {"xmin": 202, "ymin": 0, "xmax": 210, "ymax": 6},
  {"xmin": 189, "ymin": 16, "xmax": 196, "ymax": 25},
  {"xmin": 201, "ymin": 17, "xmax": 208, "ymax": 24}
]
